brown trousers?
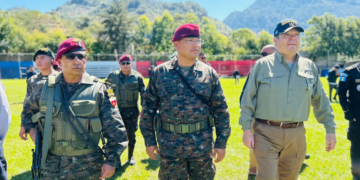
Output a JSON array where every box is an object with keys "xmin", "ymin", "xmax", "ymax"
[
  {"xmin": 250, "ymin": 120, "xmax": 258, "ymax": 168},
  {"xmin": 253, "ymin": 121, "xmax": 306, "ymax": 180}
]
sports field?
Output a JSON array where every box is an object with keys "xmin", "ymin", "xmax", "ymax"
[{"xmin": 1, "ymin": 77, "xmax": 351, "ymax": 179}]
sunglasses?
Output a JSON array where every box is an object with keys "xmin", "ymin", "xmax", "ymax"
[
  {"xmin": 201, "ymin": 57, "xmax": 206, "ymax": 60},
  {"xmin": 260, "ymin": 52, "xmax": 268, "ymax": 57},
  {"xmin": 121, "ymin": 62, "xmax": 131, "ymax": 65},
  {"xmin": 63, "ymin": 53, "xmax": 86, "ymax": 60}
]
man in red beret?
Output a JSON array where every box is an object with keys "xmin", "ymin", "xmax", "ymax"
[
  {"xmin": 140, "ymin": 24, "xmax": 231, "ymax": 179},
  {"xmin": 21, "ymin": 38, "xmax": 129, "ymax": 179},
  {"xmin": 105, "ymin": 54, "xmax": 145, "ymax": 167}
]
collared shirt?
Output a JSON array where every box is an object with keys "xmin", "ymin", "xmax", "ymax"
[
  {"xmin": 0, "ymin": 80, "xmax": 11, "ymax": 141},
  {"xmin": 240, "ymin": 51, "xmax": 336, "ymax": 133}
]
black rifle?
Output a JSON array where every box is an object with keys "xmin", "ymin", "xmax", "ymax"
[{"xmin": 31, "ymin": 127, "xmax": 42, "ymax": 180}]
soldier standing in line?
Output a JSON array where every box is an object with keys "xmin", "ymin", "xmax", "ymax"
[
  {"xmin": 105, "ymin": 54, "xmax": 145, "ymax": 166},
  {"xmin": 21, "ymin": 38, "xmax": 128, "ymax": 179},
  {"xmin": 140, "ymin": 24, "xmax": 231, "ymax": 179}
]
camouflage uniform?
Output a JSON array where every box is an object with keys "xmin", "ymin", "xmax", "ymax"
[
  {"xmin": 25, "ymin": 72, "xmax": 59, "ymax": 100},
  {"xmin": 21, "ymin": 72, "xmax": 128, "ymax": 179},
  {"xmin": 105, "ymin": 70, "xmax": 145, "ymax": 163},
  {"xmin": 140, "ymin": 57, "xmax": 231, "ymax": 180}
]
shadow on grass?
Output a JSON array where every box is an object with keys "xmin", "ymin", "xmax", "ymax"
[
  {"xmin": 141, "ymin": 158, "xmax": 160, "ymax": 171},
  {"xmin": 299, "ymin": 163, "xmax": 309, "ymax": 174},
  {"xmin": 11, "ymin": 170, "xmax": 32, "ymax": 180},
  {"xmin": 108, "ymin": 162, "xmax": 131, "ymax": 180}
]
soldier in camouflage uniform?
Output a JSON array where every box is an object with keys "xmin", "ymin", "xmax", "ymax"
[
  {"xmin": 140, "ymin": 24, "xmax": 231, "ymax": 180},
  {"xmin": 21, "ymin": 38, "xmax": 128, "ymax": 179},
  {"xmin": 19, "ymin": 48, "xmax": 59, "ymax": 141},
  {"xmin": 105, "ymin": 54, "xmax": 145, "ymax": 166}
]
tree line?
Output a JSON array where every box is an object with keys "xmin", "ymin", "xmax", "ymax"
[{"xmin": 1, "ymin": 1, "xmax": 360, "ymax": 61}]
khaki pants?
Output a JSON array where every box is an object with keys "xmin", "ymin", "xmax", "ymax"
[
  {"xmin": 250, "ymin": 120, "xmax": 258, "ymax": 168},
  {"xmin": 253, "ymin": 121, "xmax": 306, "ymax": 180}
]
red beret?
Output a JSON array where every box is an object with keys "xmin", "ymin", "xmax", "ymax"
[
  {"xmin": 172, "ymin": 24, "xmax": 200, "ymax": 42},
  {"xmin": 119, "ymin": 54, "xmax": 133, "ymax": 63},
  {"xmin": 55, "ymin": 38, "xmax": 86, "ymax": 61}
]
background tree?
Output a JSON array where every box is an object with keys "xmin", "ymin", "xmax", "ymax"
[
  {"xmin": 150, "ymin": 10, "xmax": 175, "ymax": 54},
  {"xmin": 99, "ymin": 0, "xmax": 134, "ymax": 54}
]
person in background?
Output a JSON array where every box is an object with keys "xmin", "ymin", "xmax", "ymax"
[
  {"xmin": 198, "ymin": 52, "xmax": 211, "ymax": 66},
  {"xmin": 26, "ymin": 66, "xmax": 36, "ymax": 79},
  {"xmin": 233, "ymin": 67, "xmax": 240, "ymax": 85},
  {"xmin": 0, "ymin": 80, "xmax": 11, "ymax": 180},
  {"xmin": 327, "ymin": 65, "xmax": 340, "ymax": 102}
]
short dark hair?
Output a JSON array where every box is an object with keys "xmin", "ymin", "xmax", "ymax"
[{"xmin": 199, "ymin": 52, "xmax": 205, "ymax": 56}]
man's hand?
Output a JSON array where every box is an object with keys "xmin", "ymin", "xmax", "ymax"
[
  {"xmin": 146, "ymin": 146, "xmax": 159, "ymax": 160},
  {"xmin": 99, "ymin": 164, "xmax": 115, "ymax": 179},
  {"xmin": 213, "ymin": 148, "xmax": 226, "ymax": 163},
  {"xmin": 19, "ymin": 126, "xmax": 28, "ymax": 141},
  {"xmin": 242, "ymin": 130, "xmax": 254, "ymax": 149},
  {"xmin": 326, "ymin": 133, "xmax": 336, "ymax": 152}
]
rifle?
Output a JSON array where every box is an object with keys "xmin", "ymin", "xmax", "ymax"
[{"xmin": 31, "ymin": 127, "xmax": 43, "ymax": 180}]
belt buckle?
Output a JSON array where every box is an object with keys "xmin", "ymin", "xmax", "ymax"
[
  {"xmin": 181, "ymin": 124, "xmax": 189, "ymax": 133},
  {"xmin": 296, "ymin": 122, "xmax": 300, "ymax": 127},
  {"xmin": 280, "ymin": 122, "xmax": 283, "ymax": 128},
  {"xmin": 267, "ymin": 120, "xmax": 271, "ymax": 126}
]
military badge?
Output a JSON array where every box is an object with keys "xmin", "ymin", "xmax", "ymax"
[
  {"xmin": 110, "ymin": 97, "xmax": 117, "ymax": 107},
  {"xmin": 340, "ymin": 73, "xmax": 348, "ymax": 82},
  {"xmin": 40, "ymin": 48, "xmax": 49, "ymax": 52},
  {"xmin": 73, "ymin": 38, "xmax": 83, "ymax": 48},
  {"xmin": 41, "ymin": 106, "xmax": 47, "ymax": 112},
  {"xmin": 107, "ymin": 89, "xmax": 115, "ymax": 96}
]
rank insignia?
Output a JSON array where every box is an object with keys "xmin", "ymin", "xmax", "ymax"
[
  {"xmin": 107, "ymin": 89, "xmax": 115, "ymax": 96},
  {"xmin": 41, "ymin": 106, "xmax": 47, "ymax": 112}
]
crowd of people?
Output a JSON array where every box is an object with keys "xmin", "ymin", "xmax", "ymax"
[{"xmin": 0, "ymin": 18, "xmax": 359, "ymax": 180}]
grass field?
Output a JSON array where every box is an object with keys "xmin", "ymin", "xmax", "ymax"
[{"xmin": 1, "ymin": 77, "xmax": 351, "ymax": 180}]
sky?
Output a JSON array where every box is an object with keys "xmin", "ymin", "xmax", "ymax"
[{"xmin": 0, "ymin": 0, "xmax": 256, "ymax": 21}]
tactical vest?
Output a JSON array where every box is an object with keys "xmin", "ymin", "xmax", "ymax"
[
  {"xmin": 31, "ymin": 74, "xmax": 103, "ymax": 156},
  {"xmin": 28, "ymin": 71, "xmax": 60, "ymax": 88},
  {"xmin": 110, "ymin": 70, "xmax": 139, "ymax": 107}
]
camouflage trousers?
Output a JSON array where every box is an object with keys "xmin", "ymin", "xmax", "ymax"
[
  {"xmin": 41, "ymin": 153, "xmax": 103, "ymax": 180},
  {"xmin": 158, "ymin": 128, "xmax": 216, "ymax": 180},
  {"xmin": 158, "ymin": 154, "xmax": 215, "ymax": 180},
  {"xmin": 119, "ymin": 107, "xmax": 139, "ymax": 148}
]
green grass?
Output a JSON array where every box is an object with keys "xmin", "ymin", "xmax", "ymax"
[{"xmin": 2, "ymin": 77, "xmax": 351, "ymax": 180}]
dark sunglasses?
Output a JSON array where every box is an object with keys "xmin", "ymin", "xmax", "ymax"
[
  {"xmin": 260, "ymin": 52, "xmax": 268, "ymax": 57},
  {"xmin": 201, "ymin": 57, "xmax": 206, "ymax": 60},
  {"xmin": 121, "ymin": 62, "xmax": 131, "ymax": 65},
  {"xmin": 63, "ymin": 53, "xmax": 86, "ymax": 60}
]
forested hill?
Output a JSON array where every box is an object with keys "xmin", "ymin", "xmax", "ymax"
[
  {"xmin": 224, "ymin": 0, "xmax": 360, "ymax": 33},
  {"xmin": 54, "ymin": 0, "xmax": 232, "ymax": 35}
]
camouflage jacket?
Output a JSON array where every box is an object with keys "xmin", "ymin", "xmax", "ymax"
[
  {"xmin": 21, "ymin": 72, "xmax": 128, "ymax": 167},
  {"xmin": 140, "ymin": 57, "xmax": 231, "ymax": 149},
  {"xmin": 25, "ymin": 71, "xmax": 59, "ymax": 99}
]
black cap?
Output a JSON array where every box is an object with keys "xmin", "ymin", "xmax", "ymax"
[
  {"xmin": 33, "ymin": 48, "xmax": 55, "ymax": 61},
  {"xmin": 274, "ymin": 19, "xmax": 304, "ymax": 36}
]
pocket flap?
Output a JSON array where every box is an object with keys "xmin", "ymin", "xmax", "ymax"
[
  {"xmin": 298, "ymin": 71, "xmax": 314, "ymax": 79},
  {"xmin": 126, "ymin": 82, "xmax": 138, "ymax": 90},
  {"xmin": 90, "ymin": 118, "xmax": 102, "ymax": 132},
  {"xmin": 71, "ymin": 100, "xmax": 97, "ymax": 117},
  {"xmin": 31, "ymin": 112, "xmax": 45, "ymax": 123},
  {"xmin": 264, "ymin": 71, "xmax": 285, "ymax": 78}
]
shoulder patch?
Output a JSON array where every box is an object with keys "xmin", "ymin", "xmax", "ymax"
[{"xmin": 340, "ymin": 73, "xmax": 348, "ymax": 82}]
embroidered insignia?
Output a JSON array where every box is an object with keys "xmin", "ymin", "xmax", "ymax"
[
  {"xmin": 41, "ymin": 106, "xmax": 47, "ymax": 112},
  {"xmin": 340, "ymin": 73, "xmax": 348, "ymax": 82},
  {"xmin": 110, "ymin": 97, "xmax": 117, "ymax": 107},
  {"xmin": 107, "ymin": 89, "xmax": 114, "ymax": 96},
  {"xmin": 356, "ymin": 79, "xmax": 360, "ymax": 83},
  {"xmin": 40, "ymin": 48, "xmax": 49, "ymax": 52},
  {"xmin": 73, "ymin": 38, "xmax": 82, "ymax": 48}
]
